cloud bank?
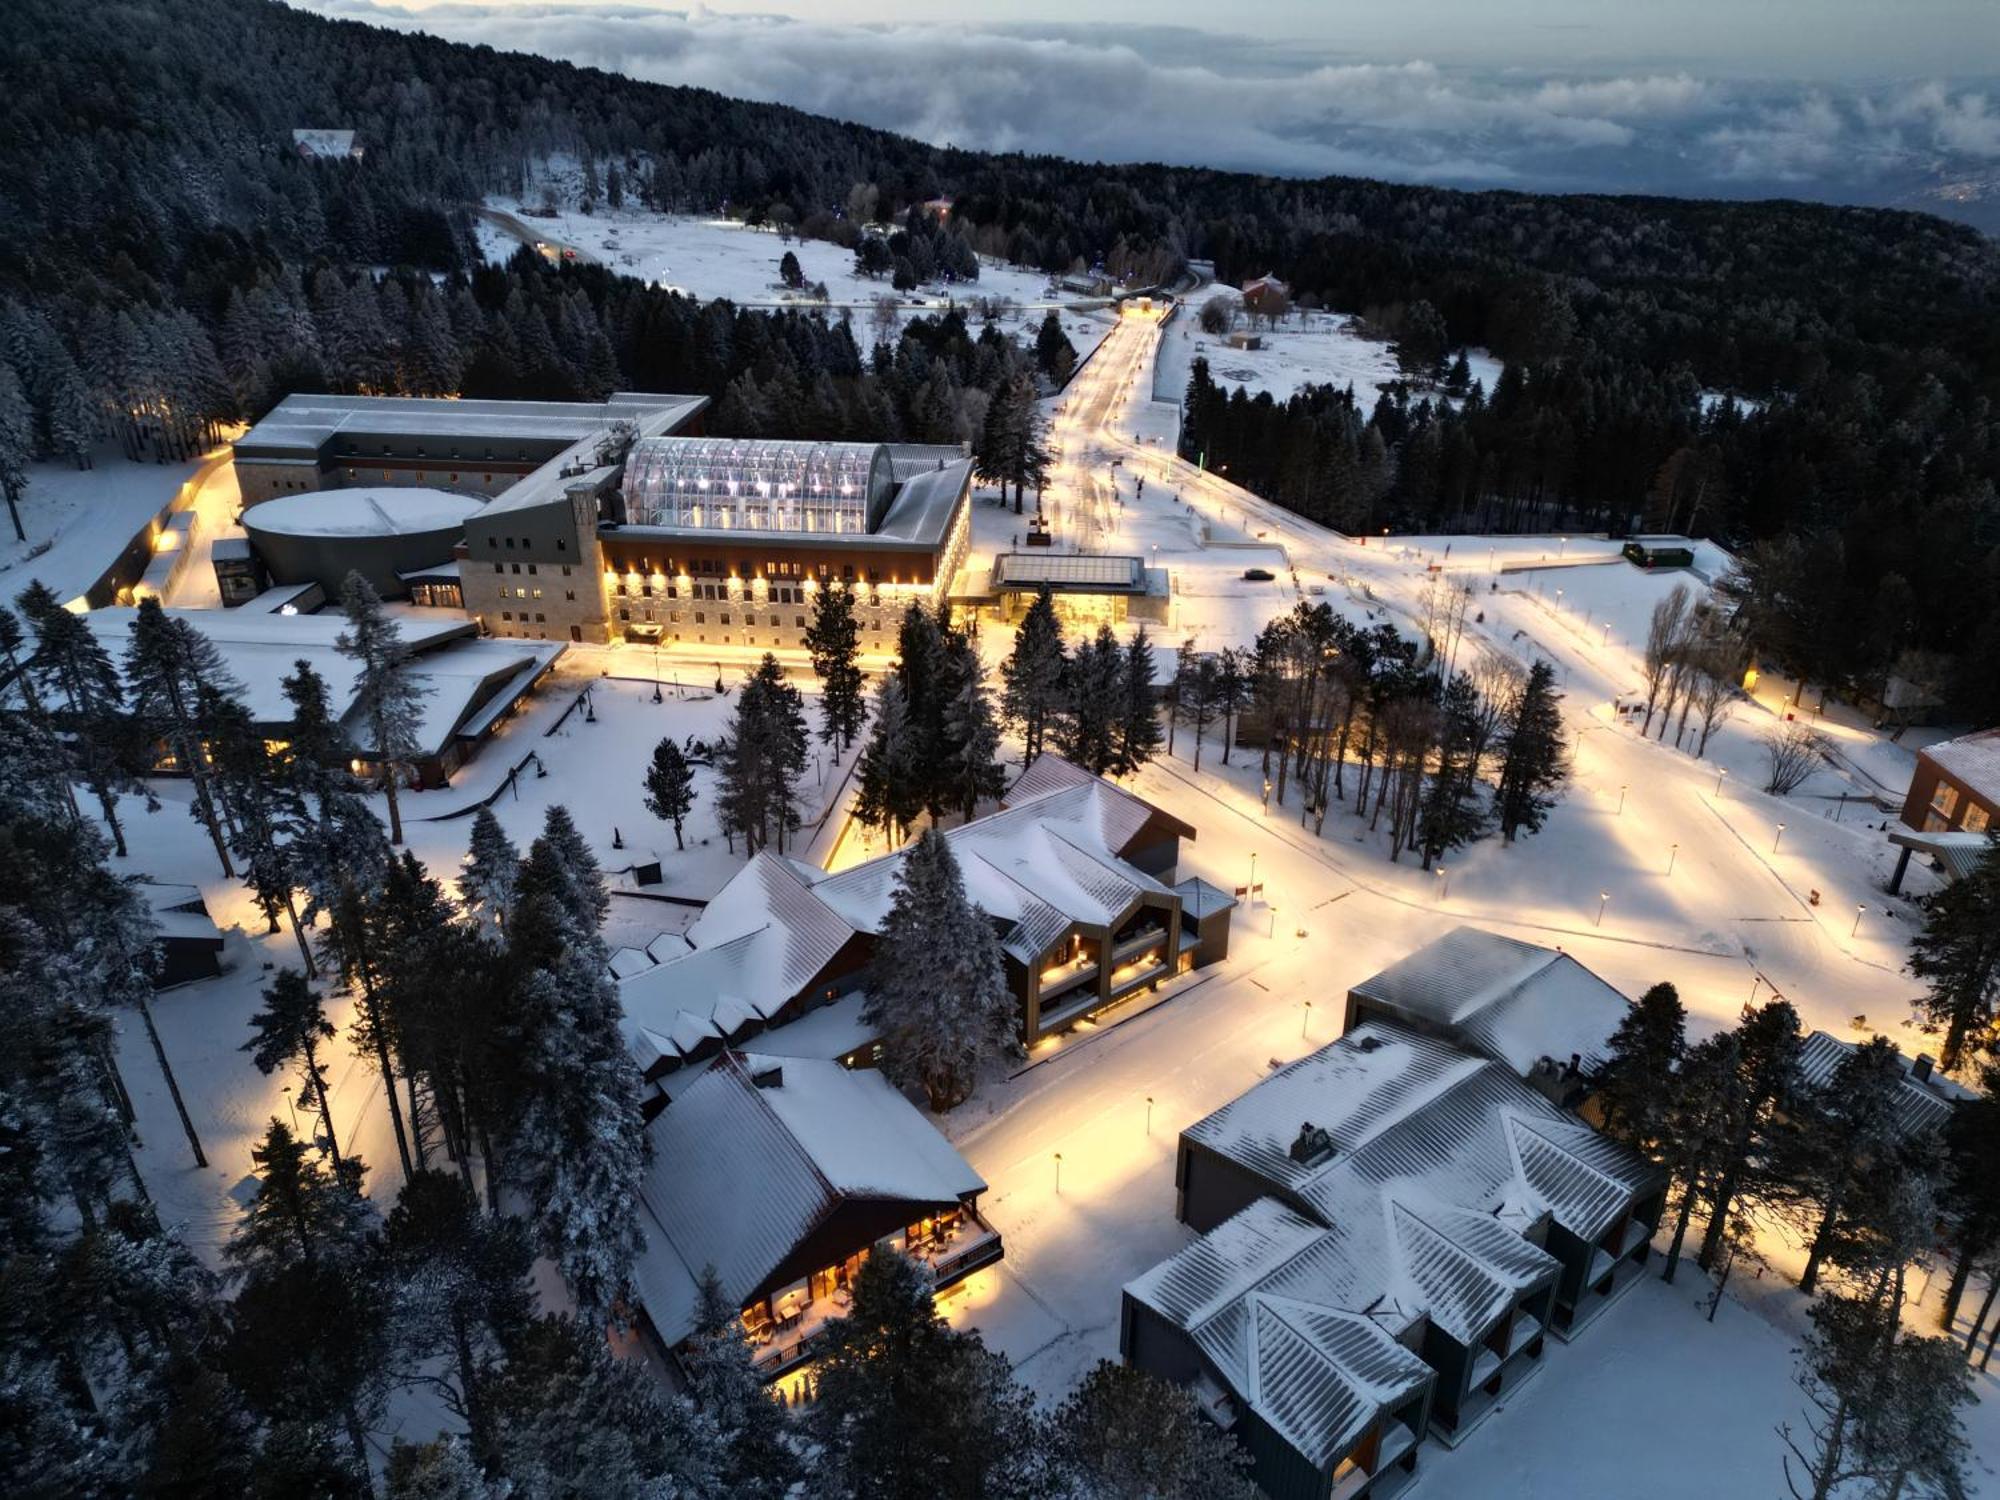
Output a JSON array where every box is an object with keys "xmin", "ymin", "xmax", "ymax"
[{"xmin": 298, "ymin": 2, "xmax": 2000, "ymax": 220}]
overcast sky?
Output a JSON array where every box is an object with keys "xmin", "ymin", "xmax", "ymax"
[{"xmin": 303, "ymin": 1, "xmax": 2000, "ymax": 219}]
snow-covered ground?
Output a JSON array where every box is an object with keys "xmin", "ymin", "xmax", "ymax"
[
  {"xmin": 96, "ymin": 301, "xmax": 1995, "ymax": 1485},
  {"xmin": 476, "ymin": 201, "xmax": 1115, "ymax": 364},
  {"xmin": 1153, "ymin": 301, "xmax": 1504, "ymax": 409},
  {"xmin": 1, "ymin": 447, "xmax": 215, "ymax": 607}
]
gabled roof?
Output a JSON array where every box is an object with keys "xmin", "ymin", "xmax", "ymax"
[
  {"xmin": 620, "ymin": 758, "xmax": 1189, "ymax": 1071},
  {"xmin": 630, "ymin": 1051, "xmax": 984, "ymax": 1345},
  {"xmin": 1795, "ymin": 1031, "xmax": 1970, "ymax": 1137},
  {"xmin": 1126, "ymin": 1199, "xmax": 1432, "ymax": 1468},
  {"xmin": 1348, "ymin": 925, "xmax": 1631, "ymax": 1076},
  {"xmin": 1179, "ymin": 1023, "xmax": 1660, "ymax": 1336}
]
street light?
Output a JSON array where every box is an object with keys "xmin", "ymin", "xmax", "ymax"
[
  {"xmin": 1249, "ymin": 851, "xmax": 1258, "ymax": 893},
  {"xmin": 1053, "ymin": 1153, "xmax": 1063, "ymax": 1195},
  {"xmin": 1301, "ymin": 1000, "xmax": 1313, "ymax": 1039},
  {"xmin": 1558, "ymin": 536, "xmax": 1568, "ymax": 559},
  {"xmin": 1772, "ymin": 823, "xmax": 1786, "ymax": 855},
  {"xmin": 1715, "ymin": 766, "xmax": 1728, "ymax": 798},
  {"xmin": 1617, "ymin": 784, "xmax": 1628, "ymax": 816},
  {"xmin": 1262, "ymin": 778, "xmax": 1272, "ymax": 814},
  {"xmin": 1667, "ymin": 842, "xmax": 1679, "ymax": 877},
  {"xmin": 1145, "ymin": 1096, "xmax": 1154, "ymax": 1135},
  {"xmin": 1595, "ymin": 891, "xmax": 1609, "ymax": 927},
  {"xmin": 1436, "ymin": 864, "xmax": 1449, "ymax": 901},
  {"xmin": 1851, "ymin": 904, "xmax": 1865, "ymax": 938}
]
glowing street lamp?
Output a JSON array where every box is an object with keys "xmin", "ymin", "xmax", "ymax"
[
  {"xmin": 1667, "ymin": 842, "xmax": 1679, "ymax": 877},
  {"xmin": 1617, "ymin": 784, "xmax": 1628, "ymax": 815},
  {"xmin": 1595, "ymin": 891, "xmax": 1609, "ymax": 927},
  {"xmin": 1772, "ymin": 823, "xmax": 1786, "ymax": 855},
  {"xmin": 1436, "ymin": 864, "xmax": 1449, "ymax": 901},
  {"xmin": 1145, "ymin": 1096, "xmax": 1154, "ymax": 1135},
  {"xmin": 1851, "ymin": 904, "xmax": 1866, "ymax": 938},
  {"xmin": 1262, "ymin": 778, "xmax": 1272, "ymax": 813},
  {"xmin": 1714, "ymin": 766, "xmax": 1728, "ymax": 798},
  {"xmin": 1301, "ymin": 1000, "xmax": 1313, "ymax": 1039},
  {"xmin": 1053, "ymin": 1153, "xmax": 1063, "ymax": 1195}
]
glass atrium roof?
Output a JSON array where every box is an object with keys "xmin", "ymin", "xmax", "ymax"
[{"xmin": 622, "ymin": 438, "xmax": 893, "ymax": 534}]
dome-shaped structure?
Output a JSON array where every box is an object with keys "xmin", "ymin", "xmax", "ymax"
[
  {"xmin": 621, "ymin": 438, "xmax": 893, "ymax": 535},
  {"xmin": 244, "ymin": 487, "xmax": 483, "ymax": 598}
]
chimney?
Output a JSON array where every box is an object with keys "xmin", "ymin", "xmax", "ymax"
[
  {"xmin": 750, "ymin": 1064, "xmax": 784, "ymax": 1090},
  {"xmin": 1912, "ymin": 1054, "xmax": 1935, "ymax": 1084},
  {"xmin": 1289, "ymin": 1122, "xmax": 1336, "ymax": 1167}
]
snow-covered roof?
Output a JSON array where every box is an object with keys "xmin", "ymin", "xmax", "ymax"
[
  {"xmin": 243, "ymin": 487, "xmax": 483, "ymax": 539},
  {"xmin": 1923, "ymin": 728, "xmax": 2000, "ymax": 800},
  {"xmin": 82, "ymin": 607, "xmax": 561, "ymax": 757},
  {"xmin": 1176, "ymin": 1023, "xmax": 1662, "ymax": 1343},
  {"xmin": 619, "ymin": 756, "xmax": 1188, "ymax": 1068},
  {"xmin": 1175, "ymin": 876, "xmax": 1237, "ymax": 921},
  {"xmin": 1795, "ymin": 1031, "xmax": 1970, "ymax": 1137},
  {"xmin": 292, "ymin": 128, "xmax": 356, "ymax": 156},
  {"xmin": 1347, "ymin": 925, "xmax": 1630, "ymax": 1076},
  {"xmin": 630, "ymin": 1051, "xmax": 984, "ymax": 1344},
  {"xmin": 1125, "ymin": 1199, "xmax": 1433, "ymax": 1468}
]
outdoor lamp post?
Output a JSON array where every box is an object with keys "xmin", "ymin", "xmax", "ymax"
[
  {"xmin": 1145, "ymin": 1096, "xmax": 1154, "ymax": 1135},
  {"xmin": 1617, "ymin": 784, "xmax": 1628, "ymax": 815},
  {"xmin": 1595, "ymin": 891, "xmax": 1609, "ymax": 927},
  {"xmin": 652, "ymin": 642, "xmax": 662, "ymax": 704},
  {"xmin": 1715, "ymin": 766, "xmax": 1728, "ymax": 798},
  {"xmin": 1249, "ymin": 851, "xmax": 1257, "ymax": 893},
  {"xmin": 1559, "ymin": 536, "xmax": 1568, "ymax": 559},
  {"xmin": 1851, "ymin": 904, "xmax": 1865, "ymax": 938},
  {"xmin": 1268, "ymin": 904, "xmax": 1278, "ymax": 939},
  {"xmin": 1668, "ymin": 842, "xmax": 1679, "ymax": 877},
  {"xmin": 281, "ymin": 1085, "xmax": 300, "ymax": 1135},
  {"xmin": 1436, "ymin": 865, "xmax": 1448, "ymax": 901},
  {"xmin": 1053, "ymin": 1153, "xmax": 1063, "ymax": 1195},
  {"xmin": 1773, "ymin": 823, "xmax": 1786, "ymax": 855},
  {"xmin": 1262, "ymin": 778, "xmax": 1272, "ymax": 813}
]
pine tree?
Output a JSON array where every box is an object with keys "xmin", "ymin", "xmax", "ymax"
[
  {"xmin": 209, "ymin": 687, "xmax": 316, "ymax": 971},
  {"xmin": 682, "ymin": 1267, "xmax": 795, "ymax": 1495},
  {"xmin": 809, "ymin": 1245, "xmax": 1039, "ymax": 1496},
  {"xmin": 1853, "ymin": 1325, "xmax": 1976, "ymax": 1498},
  {"xmin": 1907, "ymin": 831, "xmax": 2000, "ymax": 1072},
  {"xmin": 1051, "ymin": 1361, "xmax": 1257, "ymax": 1499},
  {"xmin": 714, "ymin": 655, "xmax": 809, "ymax": 857},
  {"xmin": 502, "ymin": 812, "xmax": 646, "ymax": 1321},
  {"xmin": 861, "ymin": 828, "xmax": 1020, "ymax": 1110},
  {"xmin": 243, "ymin": 968, "xmax": 347, "ymax": 1176},
  {"xmin": 1054, "ymin": 625, "xmax": 1125, "ymax": 776},
  {"xmin": 386, "ymin": 1436, "xmax": 499, "ymax": 1500},
  {"xmin": 1116, "ymin": 629, "xmax": 1164, "ymax": 774},
  {"xmin": 122, "ymin": 598, "xmax": 240, "ymax": 877},
  {"xmin": 854, "ymin": 674, "xmax": 921, "ymax": 846},
  {"xmin": 1696, "ymin": 998, "xmax": 1804, "ymax": 1273},
  {"xmin": 1417, "ymin": 670, "xmax": 1488, "ymax": 867},
  {"xmin": 382, "ymin": 1171, "xmax": 532, "ymax": 1462},
  {"xmin": 16, "ymin": 581, "xmax": 151, "ymax": 858},
  {"xmin": 940, "ymin": 631, "xmax": 1005, "ymax": 821},
  {"xmin": 1596, "ymin": 981, "xmax": 1686, "ymax": 1154},
  {"xmin": 487, "ymin": 1316, "xmax": 724, "ymax": 1500},
  {"xmin": 1787, "ymin": 1037, "xmax": 1921, "ymax": 1294},
  {"xmin": 1492, "ymin": 659, "xmax": 1568, "ymax": 843},
  {"xmin": 0, "ymin": 360, "xmax": 31, "ymax": 542},
  {"xmin": 1034, "ymin": 309, "xmax": 1077, "ymax": 386},
  {"xmin": 641, "ymin": 735, "xmax": 695, "ymax": 850},
  {"xmin": 224, "ymin": 1120, "xmax": 386, "ymax": 1486},
  {"xmin": 1936, "ymin": 1066, "xmax": 2000, "ymax": 1335},
  {"xmin": 337, "ymin": 572, "xmax": 431, "ymax": 846},
  {"xmin": 803, "ymin": 580, "xmax": 866, "ymax": 749},
  {"xmin": 1000, "ymin": 585, "xmax": 1065, "ymax": 760},
  {"xmin": 460, "ymin": 806, "xmax": 521, "ymax": 936}
]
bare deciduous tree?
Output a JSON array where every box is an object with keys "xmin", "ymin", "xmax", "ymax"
[{"xmin": 1764, "ymin": 722, "xmax": 1826, "ymax": 795}]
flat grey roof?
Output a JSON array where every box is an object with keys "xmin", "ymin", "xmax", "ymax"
[
  {"xmin": 236, "ymin": 392, "xmax": 706, "ymax": 460},
  {"xmin": 994, "ymin": 551, "xmax": 1145, "ymax": 591}
]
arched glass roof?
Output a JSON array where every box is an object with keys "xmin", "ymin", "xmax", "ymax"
[{"xmin": 622, "ymin": 438, "xmax": 893, "ymax": 534}]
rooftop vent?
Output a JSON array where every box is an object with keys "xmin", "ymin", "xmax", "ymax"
[
  {"xmin": 750, "ymin": 1064, "xmax": 784, "ymax": 1090},
  {"xmin": 1289, "ymin": 1122, "xmax": 1337, "ymax": 1168},
  {"xmin": 1912, "ymin": 1054, "xmax": 1935, "ymax": 1084}
]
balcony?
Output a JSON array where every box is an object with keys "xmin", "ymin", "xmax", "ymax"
[
  {"xmin": 1038, "ymin": 952, "xmax": 1099, "ymax": 1002},
  {"xmin": 1110, "ymin": 922, "xmax": 1168, "ymax": 962}
]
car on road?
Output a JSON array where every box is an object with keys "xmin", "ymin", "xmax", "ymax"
[{"xmin": 1242, "ymin": 567, "xmax": 1276, "ymax": 581}]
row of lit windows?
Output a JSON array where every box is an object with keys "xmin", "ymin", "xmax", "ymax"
[{"xmin": 492, "ymin": 562, "xmax": 573, "ymax": 577}]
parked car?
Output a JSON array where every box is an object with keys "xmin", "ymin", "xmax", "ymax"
[{"xmin": 1242, "ymin": 567, "xmax": 1276, "ymax": 581}]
